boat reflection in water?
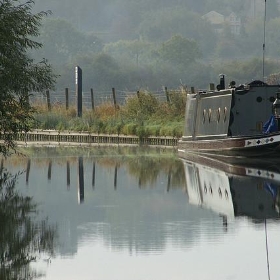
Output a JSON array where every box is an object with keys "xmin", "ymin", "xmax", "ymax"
[{"xmin": 182, "ymin": 153, "xmax": 280, "ymax": 221}]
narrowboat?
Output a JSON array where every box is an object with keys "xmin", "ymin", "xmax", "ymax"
[{"xmin": 178, "ymin": 74, "xmax": 280, "ymax": 159}]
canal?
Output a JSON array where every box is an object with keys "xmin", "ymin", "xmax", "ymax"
[{"xmin": 2, "ymin": 146, "xmax": 280, "ymax": 280}]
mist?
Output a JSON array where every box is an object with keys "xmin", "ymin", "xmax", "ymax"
[{"xmin": 31, "ymin": 0, "xmax": 280, "ymax": 91}]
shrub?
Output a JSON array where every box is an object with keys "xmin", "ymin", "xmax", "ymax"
[
  {"xmin": 32, "ymin": 89, "xmax": 185, "ymax": 137},
  {"xmin": 122, "ymin": 123, "xmax": 137, "ymax": 135},
  {"xmin": 122, "ymin": 91, "xmax": 159, "ymax": 122},
  {"xmin": 93, "ymin": 103, "xmax": 119, "ymax": 121}
]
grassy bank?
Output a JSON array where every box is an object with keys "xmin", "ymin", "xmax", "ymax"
[{"xmin": 32, "ymin": 90, "xmax": 186, "ymax": 138}]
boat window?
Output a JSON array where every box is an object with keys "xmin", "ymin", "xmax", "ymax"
[
  {"xmin": 218, "ymin": 187, "xmax": 222, "ymax": 197},
  {"xmin": 256, "ymin": 96, "xmax": 262, "ymax": 103},
  {"xmin": 203, "ymin": 109, "xmax": 206, "ymax": 123},
  {"xmin": 208, "ymin": 109, "xmax": 212, "ymax": 123},
  {"xmin": 223, "ymin": 107, "xmax": 227, "ymax": 122},
  {"xmin": 204, "ymin": 183, "xmax": 207, "ymax": 193},
  {"xmin": 225, "ymin": 190, "xmax": 228, "ymax": 199},
  {"xmin": 217, "ymin": 108, "xmax": 221, "ymax": 123}
]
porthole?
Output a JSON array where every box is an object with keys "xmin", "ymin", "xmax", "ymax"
[
  {"xmin": 203, "ymin": 109, "xmax": 206, "ymax": 123},
  {"xmin": 208, "ymin": 109, "xmax": 212, "ymax": 123},
  {"xmin": 218, "ymin": 187, "xmax": 222, "ymax": 197},
  {"xmin": 225, "ymin": 190, "xmax": 228, "ymax": 198},
  {"xmin": 256, "ymin": 96, "xmax": 262, "ymax": 103},
  {"xmin": 204, "ymin": 183, "xmax": 207, "ymax": 193},
  {"xmin": 224, "ymin": 107, "xmax": 227, "ymax": 122},
  {"xmin": 217, "ymin": 108, "xmax": 221, "ymax": 123}
]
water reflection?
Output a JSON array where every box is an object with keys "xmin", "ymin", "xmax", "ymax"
[
  {"xmin": 182, "ymin": 153, "xmax": 280, "ymax": 221},
  {"xmin": 181, "ymin": 153, "xmax": 280, "ymax": 280},
  {"xmin": 4, "ymin": 147, "xmax": 194, "ymax": 256},
  {"xmin": 0, "ymin": 166, "xmax": 56, "ymax": 280},
  {"xmin": 3, "ymin": 147, "xmax": 280, "ymax": 280}
]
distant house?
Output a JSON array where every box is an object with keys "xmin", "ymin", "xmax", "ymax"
[
  {"xmin": 202, "ymin": 11, "xmax": 241, "ymax": 35},
  {"xmin": 226, "ymin": 12, "xmax": 241, "ymax": 35},
  {"xmin": 202, "ymin": 11, "xmax": 224, "ymax": 33}
]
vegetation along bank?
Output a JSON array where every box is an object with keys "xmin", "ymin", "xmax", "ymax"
[{"xmin": 25, "ymin": 89, "xmax": 186, "ymax": 146}]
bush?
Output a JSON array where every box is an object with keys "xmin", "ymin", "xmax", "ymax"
[
  {"xmin": 32, "ymin": 89, "xmax": 185, "ymax": 137},
  {"xmin": 122, "ymin": 123, "xmax": 137, "ymax": 135},
  {"xmin": 122, "ymin": 91, "xmax": 159, "ymax": 122}
]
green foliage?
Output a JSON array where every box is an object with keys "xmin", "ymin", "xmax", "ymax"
[
  {"xmin": 34, "ymin": 112, "xmax": 61, "ymax": 129},
  {"xmin": 157, "ymin": 35, "xmax": 201, "ymax": 65},
  {"xmin": 138, "ymin": 7, "xmax": 216, "ymax": 47},
  {"xmin": 121, "ymin": 92, "xmax": 159, "ymax": 126},
  {"xmin": 122, "ymin": 123, "xmax": 137, "ymax": 135},
  {"xmin": 168, "ymin": 90, "xmax": 187, "ymax": 117},
  {"xmin": 212, "ymin": 58, "xmax": 280, "ymax": 84},
  {"xmin": 68, "ymin": 52, "xmax": 126, "ymax": 90},
  {"xmin": 28, "ymin": 0, "xmax": 280, "ymax": 91},
  {"xmin": 0, "ymin": 0, "xmax": 56, "ymax": 155},
  {"xmin": 103, "ymin": 39, "xmax": 153, "ymax": 66},
  {"xmin": 24, "ymin": 0, "xmax": 280, "ymax": 131},
  {"xmin": 34, "ymin": 18, "xmax": 103, "ymax": 65},
  {"xmin": 33, "ymin": 89, "xmax": 185, "ymax": 137}
]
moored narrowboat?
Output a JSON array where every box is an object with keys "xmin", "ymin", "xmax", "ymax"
[{"xmin": 178, "ymin": 74, "xmax": 280, "ymax": 159}]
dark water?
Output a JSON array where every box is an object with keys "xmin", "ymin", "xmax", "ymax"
[{"xmin": 2, "ymin": 147, "xmax": 280, "ymax": 280}]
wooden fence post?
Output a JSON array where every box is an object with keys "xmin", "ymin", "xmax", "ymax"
[
  {"xmin": 165, "ymin": 86, "xmax": 170, "ymax": 103},
  {"xmin": 112, "ymin": 87, "xmax": 117, "ymax": 107},
  {"xmin": 91, "ymin": 88, "xmax": 95, "ymax": 111},
  {"xmin": 75, "ymin": 66, "xmax": 83, "ymax": 117},
  {"xmin": 65, "ymin": 88, "xmax": 69, "ymax": 110},
  {"xmin": 46, "ymin": 90, "xmax": 51, "ymax": 111}
]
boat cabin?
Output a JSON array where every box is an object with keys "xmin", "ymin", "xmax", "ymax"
[{"xmin": 182, "ymin": 75, "xmax": 280, "ymax": 140}]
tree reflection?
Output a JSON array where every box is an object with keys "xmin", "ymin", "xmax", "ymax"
[
  {"xmin": 0, "ymin": 167, "xmax": 56, "ymax": 280},
  {"xmin": 126, "ymin": 156, "xmax": 185, "ymax": 189}
]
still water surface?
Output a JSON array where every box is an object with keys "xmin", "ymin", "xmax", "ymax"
[{"xmin": 3, "ymin": 147, "xmax": 280, "ymax": 280}]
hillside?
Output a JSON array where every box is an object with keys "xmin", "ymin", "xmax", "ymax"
[{"xmin": 30, "ymin": 0, "xmax": 280, "ymax": 91}]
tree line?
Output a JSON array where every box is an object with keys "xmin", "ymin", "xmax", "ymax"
[{"xmin": 29, "ymin": 0, "xmax": 280, "ymax": 91}]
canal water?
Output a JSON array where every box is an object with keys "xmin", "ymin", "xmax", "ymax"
[{"xmin": 2, "ymin": 146, "xmax": 280, "ymax": 280}]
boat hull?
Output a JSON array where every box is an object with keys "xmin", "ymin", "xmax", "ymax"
[{"xmin": 178, "ymin": 132, "xmax": 280, "ymax": 160}]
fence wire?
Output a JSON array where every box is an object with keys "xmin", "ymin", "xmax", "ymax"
[{"xmin": 29, "ymin": 88, "xmax": 175, "ymax": 109}]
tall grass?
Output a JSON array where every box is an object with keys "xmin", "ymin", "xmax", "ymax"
[{"xmin": 32, "ymin": 89, "xmax": 186, "ymax": 137}]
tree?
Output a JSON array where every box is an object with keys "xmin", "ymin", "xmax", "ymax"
[
  {"xmin": 34, "ymin": 18, "xmax": 103, "ymax": 66},
  {"xmin": 103, "ymin": 39, "xmax": 153, "ymax": 66},
  {"xmin": 157, "ymin": 35, "xmax": 202, "ymax": 66},
  {"xmin": 137, "ymin": 7, "xmax": 217, "ymax": 58},
  {"xmin": 0, "ymin": 0, "xmax": 56, "ymax": 156}
]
